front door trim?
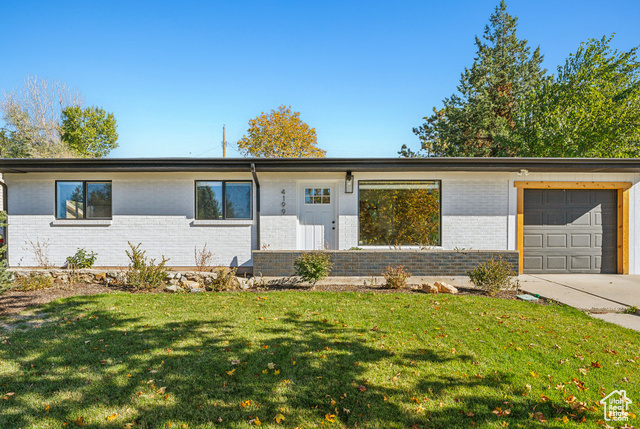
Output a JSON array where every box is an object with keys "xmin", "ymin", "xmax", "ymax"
[{"xmin": 514, "ymin": 181, "xmax": 632, "ymax": 275}]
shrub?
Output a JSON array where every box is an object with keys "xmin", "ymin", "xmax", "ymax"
[
  {"xmin": 382, "ymin": 265, "xmax": 411, "ymax": 289},
  {"xmin": 294, "ymin": 252, "xmax": 333, "ymax": 287},
  {"xmin": 208, "ymin": 267, "xmax": 238, "ymax": 291},
  {"xmin": 0, "ymin": 212, "xmax": 13, "ymax": 292},
  {"xmin": 467, "ymin": 256, "xmax": 517, "ymax": 296},
  {"xmin": 66, "ymin": 248, "xmax": 97, "ymax": 269},
  {"xmin": 125, "ymin": 242, "xmax": 169, "ymax": 290},
  {"xmin": 15, "ymin": 272, "xmax": 54, "ymax": 291},
  {"xmin": 194, "ymin": 244, "xmax": 213, "ymax": 273}
]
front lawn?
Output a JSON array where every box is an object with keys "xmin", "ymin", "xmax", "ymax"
[{"xmin": 1, "ymin": 292, "xmax": 638, "ymax": 428}]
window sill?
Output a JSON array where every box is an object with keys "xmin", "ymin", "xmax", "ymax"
[
  {"xmin": 51, "ymin": 219, "xmax": 112, "ymax": 227},
  {"xmin": 191, "ymin": 219, "xmax": 253, "ymax": 226}
]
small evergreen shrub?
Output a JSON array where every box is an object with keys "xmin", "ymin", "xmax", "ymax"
[
  {"xmin": 294, "ymin": 252, "xmax": 333, "ymax": 287},
  {"xmin": 382, "ymin": 265, "xmax": 411, "ymax": 289},
  {"xmin": 66, "ymin": 248, "xmax": 97, "ymax": 269},
  {"xmin": 208, "ymin": 267, "xmax": 238, "ymax": 291},
  {"xmin": 467, "ymin": 256, "xmax": 517, "ymax": 296},
  {"xmin": 15, "ymin": 272, "xmax": 55, "ymax": 291},
  {"xmin": 125, "ymin": 242, "xmax": 169, "ymax": 290}
]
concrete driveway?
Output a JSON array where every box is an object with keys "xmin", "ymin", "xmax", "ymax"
[{"xmin": 518, "ymin": 274, "xmax": 640, "ymax": 331}]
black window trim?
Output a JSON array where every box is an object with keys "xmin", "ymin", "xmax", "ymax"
[
  {"xmin": 357, "ymin": 179, "xmax": 443, "ymax": 247},
  {"xmin": 55, "ymin": 180, "xmax": 113, "ymax": 220},
  {"xmin": 194, "ymin": 180, "xmax": 253, "ymax": 220}
]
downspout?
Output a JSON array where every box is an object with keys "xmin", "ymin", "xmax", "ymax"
[
  {"xmin": 250, "ymin": 163, "xmax": 261, "ymax": 251},
  {"xmin": 0, "ymin": 179, "xmax": 7, "ymax": 263}
]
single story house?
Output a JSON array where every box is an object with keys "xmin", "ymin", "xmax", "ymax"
[{"xmin": 0, "ymin": 157, "xmax": 638, "ymax": 276}]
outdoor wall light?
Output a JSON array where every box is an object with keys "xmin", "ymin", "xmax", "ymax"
[{"xmin": 345, "ymin": 171, "xmax": 354, "ymax": 194}]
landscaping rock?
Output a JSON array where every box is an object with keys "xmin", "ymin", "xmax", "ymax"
[
  {"xmin": 169, "ymin": 279, "xmax": 180, "ymax": 286},
  {"xmin": 95, "ymin": 272, "xmax": 106, "ymax": 281},
  {"xmin": 165, "ymin": 285, "xmax": 181, "ymax": 293},
  {"xmin": 434, "ymin": 281, "xmax": 458, "ymax": 294},
  {"xmin": 181, "ymin": 280, "xmax": 200, "ymax": 289},
  {"xmin": 190, "ymin": 287, "xmax": 205, "ymax": 293},
  {"xmin": 237, "ymin": 278, "xmax": 250, "ymax": 289},
  {"xmin": 422, "ymin": 284, "xmax": 439, "ymax": 294},
  {"xmin": 106, "ymin": 271, "xmax": 118, "ymax": 279}
]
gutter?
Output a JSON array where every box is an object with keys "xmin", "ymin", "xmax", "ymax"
[{"xmin": 251, "ymin": 163, "xmax": 260, "ymax": 251}]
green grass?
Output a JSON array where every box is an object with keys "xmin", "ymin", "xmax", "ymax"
[{"xmin": 0, "ymin": 292, "xmax": 639, "ymax": 428}]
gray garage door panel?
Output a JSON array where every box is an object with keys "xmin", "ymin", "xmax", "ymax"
[{"xmin": 523, "ymin": 189, "xmax": 617, "ymax": 274}]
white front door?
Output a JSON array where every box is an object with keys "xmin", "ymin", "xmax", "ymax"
[{"xmin": 299, "ymin": 183, "xmax": 336, "ymax": 250}]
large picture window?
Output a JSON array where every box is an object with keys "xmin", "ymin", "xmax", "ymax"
[
  {"xmin": 359, "ymin": 181, "xmax": 441, "ymax": 246},
  {"xmin": 56, "ymin": 181, "xmax": 112, "ymax": 220},
  {"xmin": 196, "ymin": 181, "xmax": 252, "ymax": 220}
]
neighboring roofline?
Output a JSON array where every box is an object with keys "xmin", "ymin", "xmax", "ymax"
[{"xmin": 1, "ymin": 157, "xmax": 640, "ymax": 173}]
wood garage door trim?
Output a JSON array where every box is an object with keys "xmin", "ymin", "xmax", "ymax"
[{"xmin": 514, "ymin": 181, "xmax": 632, "ymax": 275}]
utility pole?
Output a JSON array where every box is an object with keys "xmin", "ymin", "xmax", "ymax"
[{"xmin": 222, "ymin": 125, "xmax": 226, "ymax": 158}]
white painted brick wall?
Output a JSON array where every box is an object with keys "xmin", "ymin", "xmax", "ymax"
[
  {"xmin": 6, "ymin": 172, "xmax": 256, "ymax": 268},
  {"xmin": 441, "ymin": 178, "xmax": 508, "ymax": 250}
]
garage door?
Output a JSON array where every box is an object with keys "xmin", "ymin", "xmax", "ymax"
[{"xmin": 523, "ymin": 189, "xmax": 617, "ymax": 274}]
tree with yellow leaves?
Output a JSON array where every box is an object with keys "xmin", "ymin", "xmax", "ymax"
[{"xmin": 237, "ymin": 105, "xmax": 326, "ymax": 158}]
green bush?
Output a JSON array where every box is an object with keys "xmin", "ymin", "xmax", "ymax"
[
  {"xmin": 208, "ymin": 267, "xmax": 238, "ymax": 291},
  {"xmin": 294, "ymin": 252, "xmax": 333, "ymax": 287},
  {"xmin": 125, "ymin": 242, "xmax": 169, "ymax": 290},
  {"xmin": 382, "ymin": 265, "xmax": 411, "ymax": 289},
  {"xmin": 467, "ymin": 256, "xmax": 517, "ymax": 296},
  {"xmin": 66, "ymin": 248, "xmax": 97, "ymax": 269},
  {"xmin": 0, "ymin": 211, "xmax": 13, "ymax": 292},
  {"xmin": 15, "ymin": 272, "xmax": 54, "ymax": 291}
]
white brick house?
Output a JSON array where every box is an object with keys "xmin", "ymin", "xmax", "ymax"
[{"xmin": 1, "ymin": 157, "xmax": 638, "ymax": 275}]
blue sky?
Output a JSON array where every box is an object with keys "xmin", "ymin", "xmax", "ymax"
[{"xmin": 1, "ymin": 0, "xmax": 639, "ymax": 158}]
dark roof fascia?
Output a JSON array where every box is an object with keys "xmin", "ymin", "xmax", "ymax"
[{"xmin": 1, "ymin": 157, "xmax": 640, "ymax": 173}]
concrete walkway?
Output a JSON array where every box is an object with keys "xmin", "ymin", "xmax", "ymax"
[{"xmin": 518, "ymin": 274, "xmax": 640, "ymax": 331}]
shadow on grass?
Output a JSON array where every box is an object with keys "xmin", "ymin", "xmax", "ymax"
[{"xmin": 0, "ymin": 295, "xmax": 580, "ymax": 428}]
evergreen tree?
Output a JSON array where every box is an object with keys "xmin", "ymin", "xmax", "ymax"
[{"xmin": 409, "ymin": 1, "xmax": 545, "ymax": 157}]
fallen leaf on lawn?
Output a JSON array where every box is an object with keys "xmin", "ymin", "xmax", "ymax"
[
  {"xmin": 530, "ymin": 372, "xmax": 538, "ymax": 378},
  {"xmin": 274, "ymin": 370, "xmax": 280, "ymax": 375},
  {"xmin": 591, "ymin": 361, "xmax": 601, "ymax": 368},
  {"xmin": 106, "ymin": 413, "xmax": 119, "ymax": 421},
  {"xmin": 540, "ymin": 394, "xmax": 550, "ymax": 402},
  {"xmin": 241, "ymin": 400, "xmax": 252, "ymax": 408},
  {"xmin": 493, "ymin": 407, "xmax": 511, "ymax": 416},
  {"xmin": 231, "ymin": 359, "xmax": 241, "ymax": 365},
  {"xmin": 325, "ymin": 413, "xmax": 336, "ymax": 422},
  {"xmin": 74, "ymin": 416, "xmax": 86, "ymax": 426},
  {"xmin": 226, "ymin": 369, "xmax": 236, "ymax": 376},
  {"xmin": 578, "ymin": 367, "xmax": 588, "ymax": 375},
  {"xmin": 330, "ymin": 399, "xmax": 336, "ymax": 407},
  {"xmin": 123, "ymin": 424, "xmax": 134, "ymax": 429},
  {"xmin": 358, "ymin": 385, "xmax": 367, "ymax": 392},
  {"xmin": 249, "ymin": 416, "xmax": 261, "ymax": 426},
  {"xmin": 530, "ymin": 412, "xmax": 546, "ymax": 422},
  {"xmin": 268, "ymin": 362, "xmax": 276, "ymax": 369},
  {"xmin": 45, "ymin": 404, "xmax": 50, "ymax": 413},
  {"xmin": 156, "ymin": 387, "xmax": 166, "ymax": 394},
  {"xmin": 274, "ymin": 413, "xmax": 285, "ymax": 423},
  {"xmin": 465, "ymin": 411, "xmax": 475, "ymax": 417}
]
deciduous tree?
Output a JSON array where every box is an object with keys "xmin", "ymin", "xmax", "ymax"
[
  {"xmin": 61, "ymin": 106, "xmax": 119, "ymax": 158},
  {"xmin": 517, "ymin": 35, "xmax": 640, "ymax": 157},
  {"xmin": 237, "ymin": 105, "xmax": 325, "ymax": 158}
]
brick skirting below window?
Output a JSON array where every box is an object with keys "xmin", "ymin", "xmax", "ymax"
[{"xmin": 252, "ymin": 250, "xmax": 519, "ymax": 277}]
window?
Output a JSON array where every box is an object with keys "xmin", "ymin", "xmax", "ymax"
[
  {"xmin": 304, "ymin": 188, "xmax": 331, "ymax": 204},
  {"xmin": 358, "ymin": 181, "xmax": 440, "ymax": 246},
  {"xmin": 196, "ymin": 181, "xmax": 252, "ymax": 220},
  {"xmin": 56, "ymin": 181, "xmax": 112, "ymax": 220}
]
